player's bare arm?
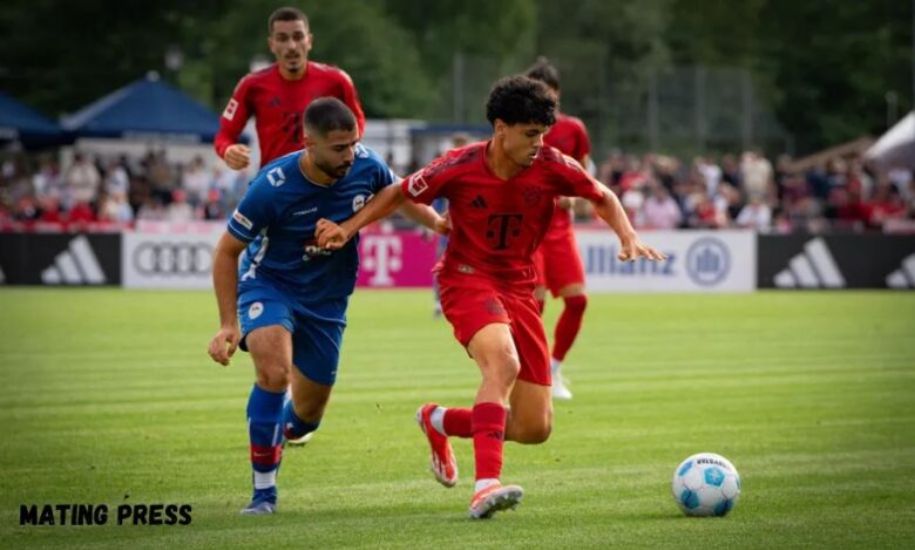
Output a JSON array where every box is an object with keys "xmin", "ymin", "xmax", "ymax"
[
  {"xmin": 207, "ymin": 232, "xmax": 248, "ymax": 366},
  {"xmin": 590, "ymin": 181, "xmax": 666, "ymax": 262},
  {"xmin": 315, "ymin": 183, "xmax": 406, "ymax": 249},
  {"xmin": 398, "ymin": 199, "xmax": 450, "ymax": 236}
]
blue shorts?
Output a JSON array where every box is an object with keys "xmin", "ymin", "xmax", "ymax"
[{"xmin": 237, "ymin": 281, "xmax": 347, "ymax": 386}]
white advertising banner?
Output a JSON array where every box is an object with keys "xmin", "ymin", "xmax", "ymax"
[
  {"xmin": 576, "ymin": 229, "xmax": 756, "ymax": 293},
  {"xmin": 122, "ymin": 223, "xmax": 223, "ymax": 289}
]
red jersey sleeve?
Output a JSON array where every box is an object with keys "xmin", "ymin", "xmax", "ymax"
[
  {"xmin": 214, "ymin": 75, "xmax": 253, "ymax": 158},
  {"xmin": 546, "ymin": 148, "xmax": 604, "ymax": 202},
  {"xmin": 335, "ymin": 68, "xmax": 366, "ymax": 137},
  {"xmin": 400, "ymin": 153, "xmax": 458, "ymax": 205}
]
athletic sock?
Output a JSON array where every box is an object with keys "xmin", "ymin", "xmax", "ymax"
[
  {"xmin": 472, "ymin": 402, "xmax": 507, "ymax": 481},
  {"xmin": 282, "ymin": 399, "xmax": 320, "ymax": 441},
  {"xmin": 475, "ymin": 478, "xmax": 500, "ymax": 492},
  {"xmin": 247, "ymin": 384, "xmax": 285, "ymax": 497},
  {"xmin": 552, "ymin": 295, "xmax": 588, "ymax": 362},
  {"xmin": 431, "ymin": 406, "xmax": 473, "ymax": 438}
]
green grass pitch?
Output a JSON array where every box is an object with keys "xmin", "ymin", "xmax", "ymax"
[{"xmin": 1, "ymin": 289, "xmax": 913, "ymax": 548}]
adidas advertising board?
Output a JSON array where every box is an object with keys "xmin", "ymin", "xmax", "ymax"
[
  {"xmin": 0, "ymin": 233, "xmax": 121, "ymax": 285},
  {"xmin": 758, "ymin": 234, "xmax": 915, "ymax": 289},
  {"xmin": 122, "ymin": 225, "xmax": 224, "ymax": 289},
  {"xmin": 576, "ymin": 230, "xmax": 756, "ymax": 293}
]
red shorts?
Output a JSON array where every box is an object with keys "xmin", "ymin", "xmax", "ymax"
[
  {"xmin": 438, "ymin": 276, "xmax": 551, "ymax": 386},
  {"xmin": 533, "ymin": 219, "xmax": 585, "ymax": 297}
]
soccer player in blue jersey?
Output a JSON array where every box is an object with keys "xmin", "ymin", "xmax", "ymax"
[{"xmin": 207, "ymin": 97, "xmax": 445, "ymax": 515}]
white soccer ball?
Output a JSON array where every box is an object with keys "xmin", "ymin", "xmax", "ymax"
[{"xmin": 671, "ymin": 452, "xmax": 741, "ymax": 517}]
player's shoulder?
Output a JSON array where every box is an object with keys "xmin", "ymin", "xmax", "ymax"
[
  {"xmin": 537, "ymin": 145, "xmax": 584, "ymax": 172},
  {"xmin": 235, "ymin": 64, "xmax": 276, "ymax": 91},
  {"xmin": 353, "ymin": 143, "xmax": 388, "ymax": 170},
  {"xmin": 425, "ymin": 142, "xmax": 485, "ymax": 178},
  {"xmin": 308, "ymin": 61, "xmax": 354, "ymax": 84},
  {"xmin": 556, "ymin": 113, "xmax": 588, "ymax": 135},
  {"xmin": 250, "ymin": 150, "xmax": 301, "ymax": 189}
]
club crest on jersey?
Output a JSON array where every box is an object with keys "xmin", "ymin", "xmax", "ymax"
[
  {"xmin": 522, "ymin": 186, "xmax": 544, "ymax": 206},
  {"xmin": 248, "ymin": 302, "xmax": 264, "ymax": 320},
  {"xmin": 267, "ymin": 167, "xmax": 286, "ymax": 187},
  {"xmin": 407, "ymin": 174, "xmax": 428, "ymax": 197},
  {"xmin": 222, "ymin": 98, "xmax": 239, "ymax": 120}
]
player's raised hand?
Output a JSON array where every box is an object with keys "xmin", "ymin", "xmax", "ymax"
[
  {"xmin": 618, "ymin": 238, "xmax": 666, "ymax": 262},
  {"xmin": 224, "ymin": 144, "xmax": 251, "ymax": 170},
  {"xmin": 315, "ymin": 218, "xmax": 349, "ymax": 250},
  {"xmin": 208, "ymin": 325, "xmax": 240, "ymax": 366}
]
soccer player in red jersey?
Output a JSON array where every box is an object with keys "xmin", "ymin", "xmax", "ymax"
[
  {"xmin": 526, "ymin": 59, "xmax": 591, "ymax": 400},
  {"xmin": 315, "ymin": 76, "xmax": 664, "ymax": 519},
  {"xmin": 214, "ymin": 7, "xmax": 366, "ymax": 170}
]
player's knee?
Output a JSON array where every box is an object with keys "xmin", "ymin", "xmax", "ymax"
[
  {"xmin": 514, "ymin": 421, "xmax": 552, "ymax": 444},
  {"xmin": 255, "ymin": 364, "xmax": 290, "ymax": 391},
  {"xmin": 564, "ymin": 294, "xmax": 587, "ymax": 315},
  {"xmin": 481, "ymin": 352, "xmax": 520, "ymax": 387}
]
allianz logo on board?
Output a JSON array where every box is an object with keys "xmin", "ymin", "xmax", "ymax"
[{"xmin": 584, "ymin": 237, "xmax": 731, "ymax": 286}]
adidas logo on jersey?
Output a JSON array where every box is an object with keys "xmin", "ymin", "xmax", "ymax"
[
  {"xmin": 470, "ymin": 195, "xmax": 488, "ymax": 209},
  {"xmin": 40, "ymin": 235, "xmax": 107, "ymax": 285},
  {"xmin": 886, "ymin": 253, "xmax": 915, "ymax": 288},
  {"xmin": 773, "ymin": 237, "xmax": 845, "ymax": 288}
]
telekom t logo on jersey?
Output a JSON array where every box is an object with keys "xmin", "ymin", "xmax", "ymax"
[
  {"xmin": 486, "ymin": 213, "xmax": 523, "ymax": 250},
  {"xmin": 361, "ymin": 227, "xmax": 402, "ymax": 286}
]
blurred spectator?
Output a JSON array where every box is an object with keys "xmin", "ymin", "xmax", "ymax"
[
  {"xmin": 736, "ymin": 195, "xmax": 772, "ymax": 231},
  {"xmin": 867, "ymin": 183, "xmax": 907, "ymax": 230},
  {"xmin": 104, "ymin": 158, "xmax": 130, "ymax": 196},
  {"xmin": 182, "ymin": 155, "xmax": 210, "ymax": 207},
  {"xmin": 740, "ymin": 150, "xmax": 773, "ymax": 201},
  {"xmin": 64, "ymin": 152, "xmax": 101, "ymax": 206},
  {"xmin": 166, "ymin": 189, "xmax": 194, "ymax": 222},
  {"xmin": 202, "ymin": 188, "xmax": 225, "ymax": 220},
  {"xmin": 99, "ymin": 191, "xmax": 134, "ymax": 224},
  {"xmin": 642, "ymin": 184, "xmax": 682, "ymax": 229}
]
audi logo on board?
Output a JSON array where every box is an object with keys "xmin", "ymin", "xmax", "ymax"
[{"xmin": 132, "ymin": 242, "xmax": 213, "ymax": 276}]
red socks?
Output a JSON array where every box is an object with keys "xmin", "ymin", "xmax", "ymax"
[
  {"xmin": 472, "ymin": 402, "xmax": 507, "ymax": 481},
  {"xmin": 552, "ymin": 295, "xmax": 587, "ymax": 362},
  {"xmin": 443, "ymin": 407, "xmax": 473, "ymax": 438}
]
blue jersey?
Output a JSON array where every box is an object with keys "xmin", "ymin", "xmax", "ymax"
[{"xmin": 227, "ymin": 144, "xmax": 396, "ymax": 302}]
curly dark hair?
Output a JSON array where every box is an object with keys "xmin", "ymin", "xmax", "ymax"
[
  {"xmin": 525, "ymin": 57, "xmax": 560, "ymax": 92},
  {"xmin": 485, "ymin": 75, "xmax": 557, "ymax": 127}
]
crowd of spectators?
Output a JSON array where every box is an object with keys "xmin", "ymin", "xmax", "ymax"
[
  {"xmin": 0, "ymin": 150, "xmax": 250, "ymax": 229},
  {"xmin": 1, "ymin": 146, "xmax": 912, "ymax": 233},
  {"xmin": 591, "ymin": 150, "xmax": 914, "ymax": 233}
]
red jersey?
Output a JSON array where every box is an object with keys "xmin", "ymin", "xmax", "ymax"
[
  {"xmin": 214, "ymin": 62, "xmax": 366, "ymax": 166},
  {"xmin": 543, "ymin": 113, "xmax": 591, "ymax": 232},
  {"xmin": 402, "ymin": 141, "xmax": 603, "ymax": 288},
  {"xmin": 545, "ymin": 113, "xmax": 590, "ymax": 162}
]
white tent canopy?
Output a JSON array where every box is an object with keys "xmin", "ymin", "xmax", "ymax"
[{"xmin": 865, "ymin": 111, "xmax": 915, "ymax": 171}]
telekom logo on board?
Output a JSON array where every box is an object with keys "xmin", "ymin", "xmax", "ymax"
[{"xmin": 361, "ymin": 227, "xmax": 402, "ymax": 286}]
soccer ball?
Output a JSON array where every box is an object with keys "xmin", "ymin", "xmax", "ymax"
[{"xmin": 671, "ymin": 452, "xmax": 741, "ymax": 517}]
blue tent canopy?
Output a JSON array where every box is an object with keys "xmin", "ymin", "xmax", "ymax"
[
  {"xmin": 0, "ymin": 91, "xmax": 65, "ymax": 147},
  {"xmin": 62, "ymin": 73, "xmax": 236, "ymax": 143}
]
